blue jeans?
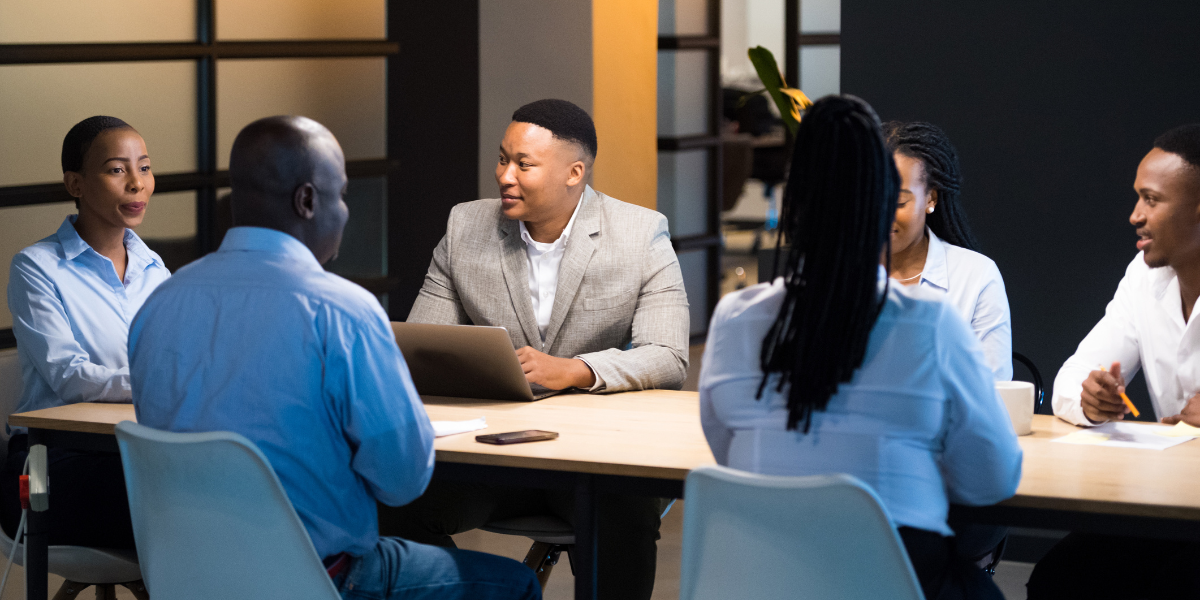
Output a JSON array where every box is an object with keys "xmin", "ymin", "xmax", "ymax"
[{"xmin": 336, "ymin": 537, "xmax": 541, "ymax": 600}]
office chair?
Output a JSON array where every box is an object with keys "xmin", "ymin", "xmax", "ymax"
[
  {"xmin": 680, "ymin": 465, "xmax": 923, "ymax": 600},
  {"xmin": 115, "ymin": 421, "xmax": 340, "ymax": 600},
  {"xmin": 0, "ymin": 349, "xmax": 146, "ymax": 600},
  {"xmin": 1012, "ymin": 351, "xmax": 1045, "ymax": 412}
]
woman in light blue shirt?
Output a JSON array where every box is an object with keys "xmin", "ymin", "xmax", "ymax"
[
  {"xmin": 884, "ymin": 121, "xmax": 1013, "ymax": 380},
  {"xmin": 700, "ymin": 97, "xmax": 1021, "ymax": 600},
  {"xmin": 3, "ymin": 116, "xmax": 169, "ymax": 549}
]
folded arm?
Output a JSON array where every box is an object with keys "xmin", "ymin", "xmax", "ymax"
[
  {"xmin": 576, "ymin": 217, "xmax": 689, "ymax": 391},
  {"xmin": 7, "ymin": 255, "xmax": 132, "ymax": 404}
]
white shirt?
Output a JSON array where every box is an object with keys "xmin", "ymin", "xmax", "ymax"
[
  {"xmin": 519, "ymin": 195, "xmax": 584, "ymax": 341},
  {"xmin": 1053, "ymin": 252, "xmax": 1200, "ymax": 426},
  {"xmin": 700, "ymin": 271, "xmax": 1022, "ymax": 536},
  {"xmin": 916, "ymin": 228, "xmax": 1013, "ymax": 380}
]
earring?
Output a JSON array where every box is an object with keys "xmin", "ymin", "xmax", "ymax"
[{"xmin": 927, "ymin": 206, "xmax": 935, "ymax": 214}]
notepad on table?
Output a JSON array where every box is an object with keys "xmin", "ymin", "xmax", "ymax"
[
  {"xmin": 432, "ymin": 417, "xmax": 487, "ymax": 438},
  {"xmin": 1053, "ymin": 421, "xmax": 1195, "ymax": 450},
  {"xmin": 1155, "ymin": 421, "xmax": 1200, "ymax": 438}
]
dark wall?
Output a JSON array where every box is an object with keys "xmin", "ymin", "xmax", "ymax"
[
  {"xmin": 843, "ymin": 1, "xmax": 1200, "ymax": 410},
  {"xmin": 388, "ymin": 2, "xmax": 479, "ymax": 319}
]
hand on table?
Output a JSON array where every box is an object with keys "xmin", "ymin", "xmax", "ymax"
[
  {"xmin": 1162, "ymin": 392, "xmax": 1200, "ymax": 426},
  {"xmin": 515, "ymin": 346, "xmax": 597, "ymax": 391},
  {"xmin": 1081, "ymin": 361, "xmax": 1129, "ymax": 424}
]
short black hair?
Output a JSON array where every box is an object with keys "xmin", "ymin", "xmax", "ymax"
[
  {"xmin": 1154, "ymin": 124, "xmax": 1200, "ymax": 171},
  {"xmin": 511, "ymin": 99, "xmax": 597, "ymax": 160},
  {"xmin": 62, "ymin": 116, "xmax": 132, "ymax": 173}
]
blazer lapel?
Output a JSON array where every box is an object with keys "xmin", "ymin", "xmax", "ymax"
[
  {"xmin": 543, "ymin": 188, "xmax": 601, "ymax": 351},
  {"xmin": 498, "ymin": 219, "xmax": 543, "ymax": 350}
]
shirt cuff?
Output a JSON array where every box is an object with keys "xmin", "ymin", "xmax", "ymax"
[
  {"xmin": 1056, "ymin": 394, "xmax": 1100, "ymax": 427},
  {"xmin": 576, "ymin": 356, "xmax": 606, "ymax": 392}
]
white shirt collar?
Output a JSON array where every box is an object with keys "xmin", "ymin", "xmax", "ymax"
[
  {"xmin": 921, "ymin": 227, "xmax": 950, "ymax": 290},
  {"xmin": 519, "ymin": 194, "xmax": 585, "ymax": 252}
]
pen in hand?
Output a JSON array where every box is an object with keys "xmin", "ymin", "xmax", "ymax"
[{"xmin": 1098, "ymin": 364, "xmax": 1140, "ymax": 418}]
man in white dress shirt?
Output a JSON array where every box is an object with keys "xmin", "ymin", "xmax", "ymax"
[{"xmin": 1029, "ymin": 124, "xmax": 1200, "ymax": 599}]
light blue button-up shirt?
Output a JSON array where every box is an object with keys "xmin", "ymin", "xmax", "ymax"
[
  {"xmin": 7, "ymin": 215, "xmax": 169, "ymax": 418},
  {"xmin": 700, "ymin": 269, "xmax": 1022, "ymax": 536},
  {"xmin": 129, "ymin": 226, "xmax": 435, "ymax": 558}
]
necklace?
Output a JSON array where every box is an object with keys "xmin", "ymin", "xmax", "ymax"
[{"xmin": 895, "ymin": 272, "xmax": 922, "ymax": 283}]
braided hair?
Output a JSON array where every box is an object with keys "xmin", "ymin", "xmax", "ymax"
[
  {"xmin": 759, "ymin": 96, "xmax": 900, "ymax": 432},
  {"xmin": 883, "ymin": 121, "xmax": 979, "ymax": 252}
]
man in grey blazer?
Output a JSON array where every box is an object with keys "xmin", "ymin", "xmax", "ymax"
[{"xmin": 383, "ymin": 100, "xmax": 688, "ymax": 599}]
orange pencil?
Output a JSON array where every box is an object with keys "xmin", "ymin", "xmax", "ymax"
[{"xmin": 1098, "ymin": 365, "xmax": 1140, "ymax": 418}]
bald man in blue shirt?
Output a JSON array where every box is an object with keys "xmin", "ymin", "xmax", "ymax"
[{"xmin": 129, "ymin": 116, "xmax": 539, "ymax": 600}]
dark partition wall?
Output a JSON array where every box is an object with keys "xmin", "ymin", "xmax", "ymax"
[{"xmin": 842, "ymin": 1, "xmax": 1200, "ymax": 411}]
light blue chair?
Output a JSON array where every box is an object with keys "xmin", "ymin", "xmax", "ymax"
[
  {"xmin": 114, "ymin": 421, "xmax": 341, "ymax": 600},
  {"xmin": 680, "ymin": 465, "xmax": 924, "ymax": 600}
]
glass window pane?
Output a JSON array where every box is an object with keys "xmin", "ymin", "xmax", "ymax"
[
  {"xmin": 801, "ymin": 0, "xmax": 841, "ymax": 33},
  {"xmin": 0, "ymin": 202, "xmax": 76, "ymax": 328},
  {"xmin": 0, "ymin": 0, "xmax": 194, "ymax": 43},
  {"xmin": 799, "ymin": 45, "xmax": 840, "ymax": 100},
  {"xmin": 325, "ymin": 177, "xmax": 386, "ymax": 278},
  {"xmin": 746, "ymin": 0, "xmax": 785, "ymax": 64},
  {"xmin": 139, "ymin": 191, "xmax": 199, "ymax": 274},
  {"xmin": 0, "ymin": 62, "xmax": 197, "ymax": 186},
  {"xmin": 659, "ymin": 0, "xmax": 710, "ymax": 36},
  {"xmin": 217, "ymin": 58, "xmax": 386, "ymax": 170},
  {"xmin": 217, "ymin": 0, "xmax": 385, "ymax": 40},
  {"xmin": 658, "ymin": 149, "xmax": 710, "ymax": 238},
  {"xmin": 658, "ymin": 50, "xmax": 711, "ymax": 137},
  {"xmin": 677, "ymin": 249, "xmax": 710, "ymax": 336}
]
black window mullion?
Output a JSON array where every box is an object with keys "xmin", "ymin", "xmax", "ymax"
[{"xmin": 196, "ymin": 0, "xmax": 217, "ymax": 255}]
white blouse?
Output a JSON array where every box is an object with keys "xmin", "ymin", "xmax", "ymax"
[
  {"xmin": 917, "ymin": 228, "xmax": 1013, "ymax": 380},
  {"xmin": 699, "ymin": 272, "xmax": 1022, "ymax": 536}
]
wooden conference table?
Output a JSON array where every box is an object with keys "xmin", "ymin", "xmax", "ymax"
[{"xmin": 10, "ymin": 392, "xmax": 1200, "ymax": 600}]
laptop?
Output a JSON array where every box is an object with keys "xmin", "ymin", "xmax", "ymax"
[{"xmin": 390, "ymin": 322, "xmax": 560, "ymax": 401}]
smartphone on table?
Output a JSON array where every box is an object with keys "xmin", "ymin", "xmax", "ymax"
[{"xmin": 475, "ymin": 430, "xmax": 559, "ymax": 445}]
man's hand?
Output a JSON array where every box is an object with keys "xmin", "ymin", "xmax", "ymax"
[
  {"xmin": 1081, "ymin": 361, "xmax": 1129, "ymax": 424},
  {"xmin": 516, "ymin": 346, "xmax": 597, "ymax": 391},
  {"xmin": 1162, "ymin": 392, "xmax": 1200, "ymax": 426}
]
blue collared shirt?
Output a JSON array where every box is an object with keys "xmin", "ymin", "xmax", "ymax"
[
  {"xmin": 7, "ymin": 215, "xmax": 169, "ymax": 418},
  {"xmin": 700, "ymin": 268, "xmax": 1022, "ymax": 536},
  {"xmin": 129, "ymin": 226, "xmax": 435, "ymax": 558}
]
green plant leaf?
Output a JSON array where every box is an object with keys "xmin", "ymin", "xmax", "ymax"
[{"xmin": 748, "ymin": 46, "xmax": 803, "ymax": 135}]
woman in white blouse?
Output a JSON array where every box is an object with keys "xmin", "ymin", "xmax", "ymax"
[
  {"xmin": 700, "ymin": 96, "xmax": 1021, "ymax": 600},
  {"xmin": 883, "ymin": 121, "xmax": 1013, "ymax": 380}
]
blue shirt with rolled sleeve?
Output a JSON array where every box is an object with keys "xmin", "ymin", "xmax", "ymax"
[
  {"xmin": 129, "ymin": 226, "xmax": 435, "ymax": 559},
  {"xmin": 7, "ymin": 215, "xmax": 169, "ymax": 418}
]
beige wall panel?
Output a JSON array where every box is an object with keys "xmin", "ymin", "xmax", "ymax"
[
  {"xmin": 217, "ymin": 0, "xmax": 384, "ymax": 40},
  {"xmin": 594, "ymin": 0, "xmax": 658, "ymax": 209},
  {"xmin": 216, "ymin": 58, "xmax": 386, "ymax": 170},
  {"xmin": 0, "ymin": 62, "xmax": 197, "ymax": 187},
  {"xmin": 478, "ymin": 0, "xmax": 593, "ymax": 199},
  {"xmin": 0, "ymin": 0, "xmax": 193, "ymax": 43},
  {"xmin": 137, "ymin": 191, "xmax": 198, "ymax": 240}
]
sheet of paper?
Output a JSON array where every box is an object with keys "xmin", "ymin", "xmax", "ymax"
[
  {"xmin": 1053, "ymin": 421, "xmax": 1195, "ymax": 450},
  {"xmin": 1155, "ymin": 421, "xmax": 1200, "ymax": 438},
  {"xmin": 432, "ymin": 417, "xmax": 487, "ymax": 438}
]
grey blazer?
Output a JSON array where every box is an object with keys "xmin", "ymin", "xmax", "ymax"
[{"xmin": 408, "ymin": 186, "xmax": 689, "ymax": 391}]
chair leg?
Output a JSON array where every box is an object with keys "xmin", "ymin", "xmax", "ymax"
[
  {"xmin": 522, "ymin": 541, "xmax": 566, "ymax": 589},
  {"xmin": 121, "ymin": 580, "xmax": 150, "ymax": 600},
  {"xmin": 51, "ymin": 580, "xmax": 88, "ymax": 600},
  {"xmin": 93, "ymin": 584, "xmax": 117, "ymax": 600}
]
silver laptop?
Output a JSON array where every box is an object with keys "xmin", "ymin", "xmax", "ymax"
[{"xmin": 390, "ymin": 322, "xmax": 560, "ymax": 401}]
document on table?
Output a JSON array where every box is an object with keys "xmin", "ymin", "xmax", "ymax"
[
  {"xmin": 432, "ymin": 417, "xmax": 487, "ymax": 438},
  {"xmin": 1053, "ymin": 421, "xmax": 1197, "ymax": 450}
]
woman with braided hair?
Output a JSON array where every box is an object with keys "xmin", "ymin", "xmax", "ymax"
[
  {"xmin": 699, "ymin": 96, "xmax": 1021, "ymax": 600},
  {"xmin": 884, "ymin": 121, "xmax": 1013, "ymax": 380}
]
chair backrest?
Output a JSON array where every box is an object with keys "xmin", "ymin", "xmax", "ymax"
[
  {"xmin": 115, "ymin": 421, "xmax": 340, "ymax": 600},
  {"xmin": 680, "ymin": 465, "xmax": 925, "ymax": 600},
  {"xmin": 0, "ymin": 348, "xmax": 24, "ymax": 462}
]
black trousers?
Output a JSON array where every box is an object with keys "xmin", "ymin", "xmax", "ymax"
[
  {"xmin": 1027, "ymin": 532, "xmax": 1200, "ymax": 600},
  {"xmin": 899, "ymin": 527, "xmax": 1005, "ymax": 600},
  {"xmin": 378, "ymin": 479, "xmax": 663, "ymax": 600},
  {"xmin": 0, "ymin": 435, "xmax": 136, "ymax": 550}
]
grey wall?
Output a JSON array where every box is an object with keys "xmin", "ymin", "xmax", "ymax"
[
  {"xmin": 842, "ymin": 1, "xmax": 1200, "ymax": 413},
  {"xmin": 478, "ymin": 0, "xmax": 593, "ymax": 199}
]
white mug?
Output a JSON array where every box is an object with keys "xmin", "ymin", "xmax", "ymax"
[{"xmin": 995, "ymin": 381, "xmax": 1035, "ymax": 436}]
